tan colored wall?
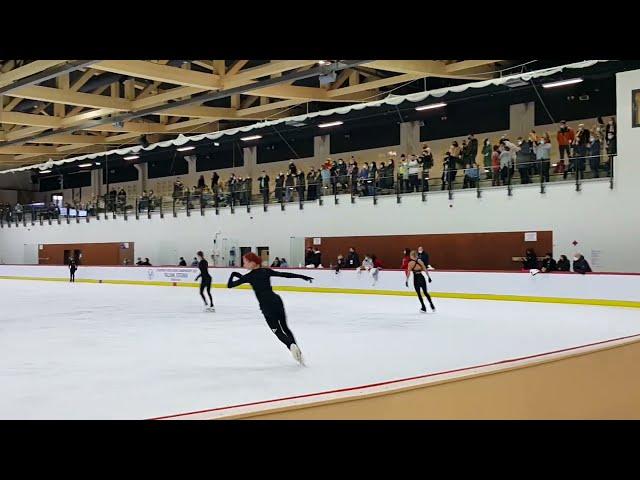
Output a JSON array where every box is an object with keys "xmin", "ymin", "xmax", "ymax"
[{"xmin": 186, "ymin": 336, "xmax": 640, "ymax": 420}]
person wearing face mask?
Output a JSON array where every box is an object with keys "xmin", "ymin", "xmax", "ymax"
[
  {"xmin": 516, "ymin": 137, "xmax": 532, "ymax": 184},
  {"xmin": 556, "ymin": 120, "xmax": 575, "ymax": 163},
  {"xmin": 557, "ymin": 255, "xmax": 571, "ymax": 272},
  {"xmin": 605, "ymin": 117, "xmax": 616, "ymax": 174},
  {"xmin": 572, "ymin": 253, "xmax": 592, "ymax": 274},
  {"xmin": 257, "ymin": 170, "xmax": 270, "ymax": 204},
  {"xmin": 467, "ymin": 134, "xmax": 478, "ymax": 164},
  {"xmin": 418, "ymin": 145, "xmax": 433, "ymax": 192},
  {"xmin": 588, "ymin": 134, "xmax": 601, "ymax": 178},
  {"xmin": 481, "ymin": 139, "xmax": 492, "ymax": 180},
  {"xmin": 534, "ymin": 135, "xmax": 552, "ymax": 183}
]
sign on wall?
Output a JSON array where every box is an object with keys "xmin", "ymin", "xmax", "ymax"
[
  {"xmin": 524, "ymin": 232, "xmax": 537, "ymax": 242},
  {"xmin": 313, "ymin": 238, "xmax": 322, "ymax": 245}
]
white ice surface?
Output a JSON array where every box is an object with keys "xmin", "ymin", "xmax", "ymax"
[{"xmin": 1, "ymin": 279, "xmax": 639, "ymax": 419}]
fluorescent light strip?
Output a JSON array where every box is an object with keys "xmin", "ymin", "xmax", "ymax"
[
  {"xmin": 177, "ymin": 146, "xmax": 195, "ymax": 152},
  {"xmin": 124, "ymin": 155, "xmax": 139, "ymax": 160},
  {"xmin": 415, "ymin": 102, "xmax": 447, "ymax": 111},
  {"xmin": 39, "ymin": 170, "xmax": 51, "ymax": 174},
  {"xmin": 241, "ymin": 135, "xmax": 262, "ymax": 141},
  {"xmin": 318, "ymin": 121, "xmax": 343, "ymax": 128},
  {"xmin": 542, "ymin": 78, "xmax": 583, "ymax": 89},
  {"xmin": 78, "ymin": 163, "xmax": 92, "ymax": 167},
  {"xmin": 214, "ymin": 142, "xmax": 220, "ymax": 146}
]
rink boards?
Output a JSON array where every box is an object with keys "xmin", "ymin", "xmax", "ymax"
[{"xmin": 1, "ymin": 265, "xmax": 639, "ymax": 307}]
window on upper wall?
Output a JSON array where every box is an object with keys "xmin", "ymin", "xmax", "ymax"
[
  {"xmin": 147, "ymin": 155, "xmax": 189, "ymax": 179},
  {"xmin": 39, "ymin": 175, "xmax": 63, "ymax": 192},
  {"xmin": 102, "ymin": 163, "xmax": 138, "ymax": 183},
  {"xmin": 257, "ymin": 137, "xmax": 314, "ymax": 164},
  {"xmin": 63, "ymin": 171, "xmax": 92, "ymax": 189},
  {"xmin": 330, "ymin": 122, "xmax": 400, "ymax": 154},
  {"xmin": 633, "ymin": 89, "xmax": 640, "ymax": 128},
  {"xmin": 196, "ymin": 144, "xmax": 244, "ymax": 171}
]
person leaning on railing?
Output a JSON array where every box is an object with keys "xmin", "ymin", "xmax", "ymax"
[
  {"xmin": 533, "ymin": 136, "xmax": 552, "ymax": 182},
  {"xmin": 516, "ymin": 137, "xmax": 532, "ymax": 184},
  {"xmin": 588, "ymin": 134, "xmax": 602, "ymax": 178}
]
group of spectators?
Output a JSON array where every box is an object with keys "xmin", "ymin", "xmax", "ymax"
[{"xmin": 521, "ymin": 249, "xmax": 592, "ymax": 274}]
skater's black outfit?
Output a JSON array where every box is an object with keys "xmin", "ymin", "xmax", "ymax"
[
  {"xmin": 195, "ymin": 259, "xmax": 213, "ymax": 307},
  {"xmin": 69, "ymin": 260, "xmax": 77, "ymax": 283},
  {"xmin": 409, "ymin": 259, "xmax": 435, "ymax": 312},
  {"xmin": 227, "ymin": 268, "xmax": 312, "ymax": 349}
]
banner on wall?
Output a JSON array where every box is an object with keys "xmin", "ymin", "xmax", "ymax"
[{"xmin": 147, "ymin": 268, "xmax": 195, "ymax": 283}]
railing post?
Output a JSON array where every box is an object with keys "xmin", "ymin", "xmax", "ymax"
[
  {"xmin": 540, "ymin": 159, "xmax": 546, "ymax": 194},
  {"xmin": 507, "ymin": 164, "xmax": 513, "ymax": 196},
  {"xmin": 31, "ymin": 207, "xmax": 36, "ymax": 226},
  {"xmin": 66, "ymin": 206, "xmax": 70, "ymax": 224},
  {"xmin": 76, "ymin": 208, "xmax": 80, "ymax": 223},
  {"xmin": 476, "ymin": 168, "xmax": 481, "ymax": 198},
  {"xmin": 200, "ymin": 193, "xmax": 205, "ymax": 216},
  {"xmin": 172, "ymin": 197, "xmax": 177, "ymax": 217},
  {"xmin": 135, "ymin": 198, "xmax": 140, "ymax": 220},
  {"xmin": 160, "ymin": 197, "xmax": 164, "ymax": 218},
  {"xmin": 576, "ymin": 155, "xmax": 581, "ymax": 192},
  {"xmin": 247, "ymin": 180, "xmax": 252, "ymax": 213},
  {"xmin": 448, "ymin": 169, "xmax": 454, "ymax": 201},
  {"xmin": 186, "ymin": 191, "xmax": 191, "ymax": 217},
  {"xmin": 609, "ymin": 155, "xmax": 614, "ymax": 189}
]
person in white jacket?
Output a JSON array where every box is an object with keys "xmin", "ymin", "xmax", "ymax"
[{"xmin": 407, "ymin": 155, "xmax": 420, "ymax": 192}]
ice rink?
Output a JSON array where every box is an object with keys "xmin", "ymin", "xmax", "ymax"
[{"xmin": 1, "ymin": 278, "xmax": 639, "ymax": 419}]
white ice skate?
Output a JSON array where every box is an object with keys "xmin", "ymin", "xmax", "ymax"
[
  {"xmin": 290, "ymin": 344, "xmax": 305, "ymax": 366},
  {"xmin": 205, "ymin": 305, "xmax": 216, "ymax": 312}
]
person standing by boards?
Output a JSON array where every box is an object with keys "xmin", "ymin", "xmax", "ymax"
[
  {"xmin": 194, "ymin": 251, "xmax": 214, "ymax": 311},
  {"xmin": 69, "ymin": 258, "xmax": 77, "ymax": 283}
]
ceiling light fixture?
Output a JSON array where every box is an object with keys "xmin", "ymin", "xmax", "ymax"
[
  {"xmin": 177, "ymin": 146, "xmax": 195, "ymax": 152},
  {"xmin": 415, "ymin": 102, "xmax": 447, "ymax": 111},
  {"xmin": 318, "ymin": 121, "xmax": 343, "ymax": 128},
  {"xmin": 241, "ymin": 135, "xmax": 262, "ymax": 141},
  {"xmin": 124, "ymin": 155, "xmax": 139, "ymax": 160},
  {"xmin": 78, "ymin": 163, "xmax": 92, "ymax": 167},
  {"xmin": 542, "ymin": 78, "xmax": 583, "ymax": 89}
]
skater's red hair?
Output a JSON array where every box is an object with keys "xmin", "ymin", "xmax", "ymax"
[{"xmin": 243, "ymin": 252, "xmax": 263, "ymax": 265}]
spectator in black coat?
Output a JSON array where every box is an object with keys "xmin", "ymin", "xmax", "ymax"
[
  {"xmin": 271, "ymin": 257, "xmax": 281, "ymax": 267},
  {"xmin": 346, "ymin": 247, "xmax": 360, "ymax": 269},
  {"xmin": 178, "ymin": 257, "xmax": 187, "ymax": 267},
  {"xmin": 572, "ymin": 253, "xmax": 592, "ymax": 274},
  {"xmin": 417, "ymin": 246, "xmax": 430, "ymax": 267},
  {"xmin": 304, "ymin": 247, "xmax": 314, "ymax": 266},
  {"xmin": 540, "ymin": 253, "xmax": 557, "ymax": 273},
  {"xmin": 521, "ymin": 249, "xmax": 539, "ymax": 270},
  {"xmin": 141, "ymin": 257, "xmax": 152, "ymax": 266},
  {"xmin": 258, "ymin": 171, "xmax": 270, "ymax": 203},
  {"xmin": 557, "ymin": 255, "xmax": 571, "ymax": 271},
  {"xmin": 312, "ymin": 249, "xmax": 322, "ymax": 268},
  {"xmin": 136, "ymin": 257, "xmax": 144, "ymax": 266}
]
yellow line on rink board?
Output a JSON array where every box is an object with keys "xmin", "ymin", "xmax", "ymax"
[{"xmin": 1, "ymin": 276, "xmax": 639, "ymax": 308}]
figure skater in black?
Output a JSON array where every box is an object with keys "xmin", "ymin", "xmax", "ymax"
[
  {"xmin": 227, "ymin": 252, "xmax": 313, "ymax": 365},
  {"xmin": 69, "ymin": 258, "xmax": 77, "ymax": 283},
  {"xmin": 407, "ymin": 250, "xmax": 435, "ymax": 313},
  {"xmin": 194, "ymin": 251, "xmax": 214, "ymax": 311}
]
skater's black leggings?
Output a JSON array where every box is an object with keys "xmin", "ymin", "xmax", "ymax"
[
  {"xmin": 413, "ymin": 273, "xmax": 434, "ymax": 310},
  {"xmin": 70, "ymin": 269, "xmax": 76, "ymax": 282},
  {"xmin": 263, "ymin": 296, "xmax": 297, "ymax": 349},
  {"xmin": 199, "ymin": 277, "xmax": 213, "ymax": 306}
]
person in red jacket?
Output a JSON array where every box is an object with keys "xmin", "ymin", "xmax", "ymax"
[{"xmin": 556, "ymin": 120, "xmax": 575, "ymax": 162}]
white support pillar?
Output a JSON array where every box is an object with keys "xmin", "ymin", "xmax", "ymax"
[
  {"xmin": 134, "ymin": 163, "xmax": 147, "ymax": 193},
  {"xmin": 400, "ymin": 121, "xmax": 421, "ymax": 155},
  {"xmin": 90, "ymin": 169, "xmax": 102, "ymax": 201},
  {"xmin": 244, "ymin": 146, "xmax": 257, "ymax": 180},
  {"xmin": 314, "ymin": 135, "xmax": 330, "ymax": 160},
  {"xmin": 185, "ymin": 155, "xmax": 197, "ymax": 177},
  {"xmin": 510, "ymin": 102, "xmax": 535, "ymax": 137}
]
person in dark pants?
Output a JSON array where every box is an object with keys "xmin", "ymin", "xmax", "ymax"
[
  {"xmin": 194, "ymin": 251, "xmax": 214, "ymax": 310},
  {"xmin": 178, "ymin": 257, "xmax": 187, "ymax": 267},
  {"xmin": 588, "ymin": 135, "xmax": 601, "ymax": 178},
  {"xmin": 407, "ymin": 250, "xmax": 435, "ymax": 313},
  {"xmin": 572, "ymin": 253, "xmax": 592, "ymax": 274},
  {"xmin": 69, "ymin": 258, "xmax": 77, "ymax": 283},
  {"xmin": 557, "ymin": 255, "xmax": 571, "ymax": 272},
  {"xmin": 521, "ymin": 249, "xmax": 539, "ymax": 270},
  {"xmin": 346, "ymin": 247, "xmax": 360, "ymax": 269},
  {"xmin": 257, "ymin": 171, "xmax": 270, "ymax": 204},
  {"xmin": 227, "ymin": 252, "xmax": 313, "ymax": 365}
]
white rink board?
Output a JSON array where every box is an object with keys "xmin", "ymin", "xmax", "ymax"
[{"xmin": 1, "ymin": 265, "xmax": 640, "ymax": 303}]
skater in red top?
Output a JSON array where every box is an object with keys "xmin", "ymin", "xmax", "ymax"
[{"xmin": 401, "ymin": 248, "xmax": 411, "ymax": 287}]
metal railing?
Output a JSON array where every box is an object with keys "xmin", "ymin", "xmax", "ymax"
[{"xmin": 0, "ymin": 154, "xmax": 616, "ymax": 229}]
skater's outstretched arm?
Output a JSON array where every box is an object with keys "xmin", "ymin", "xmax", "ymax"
[
  {"xmin": 269, "ymin": 270, "xmax": 313, "ymax": 282},
  {"xmin": 227, "ymin": 271, "xmax": 249, "ymax": 288}
]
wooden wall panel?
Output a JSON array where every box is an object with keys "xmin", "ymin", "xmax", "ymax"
[
  {"xmin": 38, "ymin": 242, "xmax": 134, "ymax": 266},
  {"xmin": 305, "ymin": 231, "xmax": 552, "ymax": 271}
]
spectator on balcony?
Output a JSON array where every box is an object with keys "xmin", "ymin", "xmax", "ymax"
[
  {"xmin": 481, "ymin": 138, "xmax": 492, "ymax": 179},
  {"xmin": 491, "ymin": 145, "xmax": 501, "ymax": 186},
  {"xmin": 271, "ymin": 257, "xmax": 281, "ymax": 267},
  {"xmin": 418, "ymin": 145, "xmax": 433, "ymax": 191},
  {"xmin": 449, "ymin": 141, "xmax": 461, "ymax": 167},
  {"xmin": 572, "ymin": 253, "xmax": 592, "ymax": 274},
  {"xmin": 589, "ymin": 134, "xmax": 602, "ymax": 178},
  {"xmin": 288, "ymin": 161, "xmax": 298, "ymax": 176},
  {"xmin": 227, "ymin": 173, "xmax": 238, "ymax": 205},
  {"xmin": 463, "ymin": 162, "xmax": 479, "ymax": 188},
  {"xmin": 401, "ymin": 156, "xmax": 410, "ymax": 193},
  {"xmin": 148, "ymin": 190, "xmax": 156, "ymax": 211},
  {"xmin": 197, "ymin": 175, "xmax": 206, "ymax": 190},
  {"xmin": 211, "ymin": 171, "xmax": 220, "ymax": 194},
  {"xmin": 534, "ymin": 136, "xmax": 552, "ymax": 183},
  {"xmin": 468, "ymin": 133, "xmax": 478, "ymax": 163},
  {"xmin": 348, "ymin": 160, "xmax": 359, "ymax": 195},
  {"xmin": 338, "ymin": 158, "xmax": 348, "ymax": 192},
  {"xmin": 557, "ymin": 120, "xmax": 575, "ymax": 163},
  {"xmin": 516, "ymin": 137, "xmax": 532, "ymax": 184},
  {"xmin": 358, "ymin": 162, "xmax": 370, "ymax": 196},
  {"xmin": 275, "ymin": 173, "xmax": 284, "ymax": 203},
  {"xmin": 297, "ymin": 170, "xmax": 306, "ymax": 201},
  {"xmin": 346, "ymin": 247, "xmax": 360, "ymax": 269},
  {"xmin": 14, "ymin": 202, "xmax": 23, "ymax": 222},
  {"xmin": 178, "ymin": 257, "xmax": 187, "ymax": 267},
  {"xmin": 521, "ymin": 249, "xmax": 539, "ymax": 270},
  {"xmin": 320, "ymin": 164, "xmax": 331, "ymax": 193},
  {"xmin": 461, "ymin": 139, "xmax": 472, "ymax": 167},
  {"xmin": 541, "ymin": 253, "xmax": 557, "ymax": 273},
  {"xmin": 408, "ymin": 155, "xmax": 420, "ymax": 192},
  {"xmin": 557, "ymin": 255, "xmax": 571, "ymax": 272},
  {"xmin": 139, "ymin": 190, "xmax": 149, "ymax": 212},
  {"xmin": 307, "ymin": 168, "xmax": 318, "ymax": 201},
  {"xmin": 574, "ymin": 124, "xmax": 591, "ymax": 179},
  {"xmin": 172, "ymin": 178, "xmax": 184, "ymax": 204},
  {"xmin": 257, "ymin": 170, "xmax": 269, "ymax": 203},
  {"xmin": 285, "ymin": 171, "xmax": 295, "ymax": 202},
  {"xmin": 499, "ymin": 146, "xmax": 513, "ymax": 186}
]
